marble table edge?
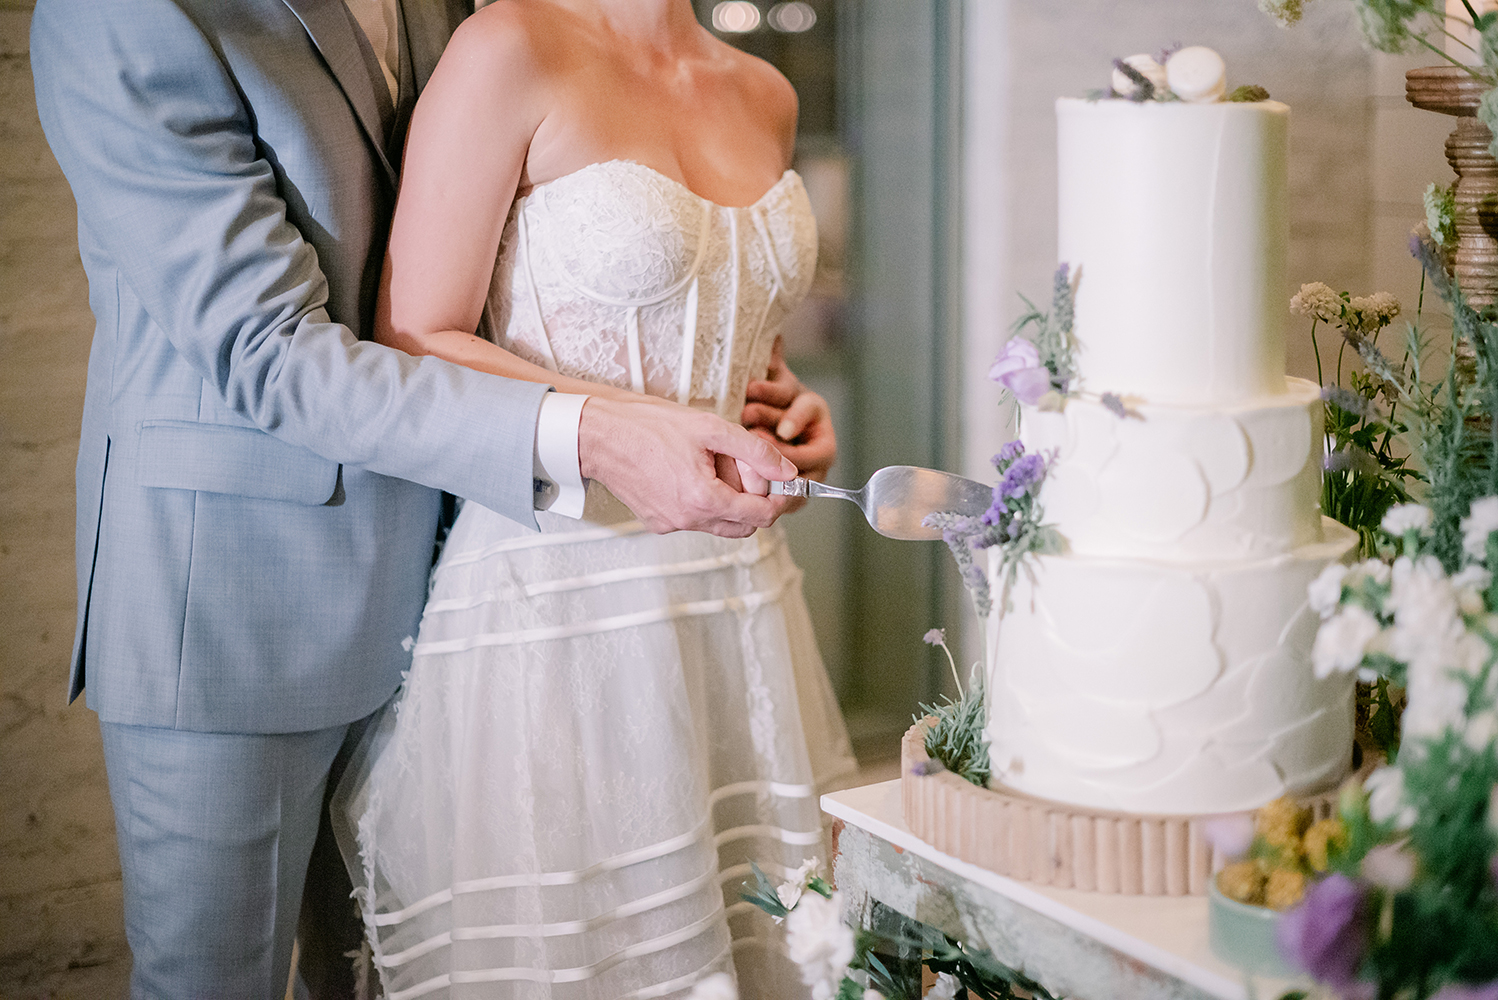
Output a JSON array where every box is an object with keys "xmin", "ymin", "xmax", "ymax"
[{"xmin": 822, "ymin": 780, "xmax": 1296, "ymax": 1000}]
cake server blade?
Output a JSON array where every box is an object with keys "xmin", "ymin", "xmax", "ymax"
[{"xmin": 770, "ymin": 465, "xmax": 993, "ymax": 541}]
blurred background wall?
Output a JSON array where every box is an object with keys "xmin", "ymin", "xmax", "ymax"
[{"xmin": 0, "ymin": 0, "xmax": 1456, "ymax": 994}]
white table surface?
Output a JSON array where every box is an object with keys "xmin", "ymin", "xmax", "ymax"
[{"xmin": 822, "ymin": 780, "xmax": 1306, "ymax": 1000}]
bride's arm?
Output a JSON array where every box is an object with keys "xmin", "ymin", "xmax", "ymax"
[{"xmin": 375, "ymin": 12, "xmax": 639, "ymax": 403}]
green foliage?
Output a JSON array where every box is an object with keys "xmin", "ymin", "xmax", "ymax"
[
  {"xmin": 1227, "ymin": 84, "xmax": 1272, "ymax": 102},
  {"xmin": 918, "ymin": 673, "xmax": 992, "ymax": 789},
  {"xmin": 903, "ymin": 926, "xmax": 1057, "ymax": 1000},
  {"xmin": 1357, "ymin": 675, "xmax": 1403, "ymax": 763},
  {"xmin": 1012, "ymin": 264, "xmax": 1078, "ymax": 395},
  {"xmin": 1353, "ymin": 734, "xmax": 1498, "ymax": 994},
  {"xmin": 1405, "ymin": 237, "xmax": 1498, "ymax": 571},
  {"xmin": 1424, "ymin": 182, "xmax": 1456, "ymax": 248},
  {"xmin": 740, "ymin": 861, "xmax": 791, "ymax": 921},
  {"xmin": 1320, "ymin": 372, "xmax": 1419, "ymax": 556}
]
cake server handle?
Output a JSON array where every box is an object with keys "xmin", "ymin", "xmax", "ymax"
[{"xmin": 771, "ymin": 466, "xmax": 993, "ymax": 541}]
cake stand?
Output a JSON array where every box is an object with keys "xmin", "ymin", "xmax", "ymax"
[{"xmin": 899, "ymin": 720, "xmax": 1348, "ymax": 897}]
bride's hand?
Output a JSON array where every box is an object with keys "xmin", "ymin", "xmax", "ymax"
[
  {"xmin": 578, "ymin": 396, "xmax": 795, "ymax": 537},
  {"xmin": 741, "ymin": 339, "xmax": 835, "ymax": 512}
]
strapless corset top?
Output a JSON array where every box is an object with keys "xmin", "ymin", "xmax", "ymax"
[{"xmin": 479, "ymin": 159, "xmax": 818, "ymax": 417}]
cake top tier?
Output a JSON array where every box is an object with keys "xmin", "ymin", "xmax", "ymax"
[{"xmin": 1056, "ymin": 61, "xmax": 1289, "ymax": 407}]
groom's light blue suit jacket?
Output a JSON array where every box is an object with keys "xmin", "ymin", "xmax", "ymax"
[{"xmin": 32, "ymin": 0, "xmax": 551, "ymax": 733}]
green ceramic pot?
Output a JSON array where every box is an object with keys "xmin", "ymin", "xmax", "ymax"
[{"xmin": 1207, "ymin": 878, "xmax": 1295, "ymax": 977}]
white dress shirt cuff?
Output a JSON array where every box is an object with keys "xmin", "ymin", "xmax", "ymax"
[{"xmin": 533, "ymin": 391, "xmax": 589, "ymax": 519}]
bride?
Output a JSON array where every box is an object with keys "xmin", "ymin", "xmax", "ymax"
[{"xmin": 333, "ymin": 1, "xmax": 859, "ymax": 997}]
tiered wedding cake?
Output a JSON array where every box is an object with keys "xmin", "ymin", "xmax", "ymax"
[{"xmin": 983, "ymin": 78, "xmax": 1360, "ymax": 816}]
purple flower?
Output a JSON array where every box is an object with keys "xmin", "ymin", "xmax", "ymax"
[
  {"xmin": 1431, "ymin": 983, "xmax": 1498, "ymax": 1000},
  {"xmin": 1409, "ymin": 230, "xmax": 1451, "ymax": 297},
  {"xmin": 995, "ymin": 441, "xmax": 1025, "ymax": 466},
  {"xmin": 999, "ymin": 453, "xmax": 1046, "ymax": 500},
  {"xmin": 1100, "ymin": 392, "xmax": 1127, "ymax": 418},
  {"xmin": 1322, "ymin": 384, "xmax": 1371, "ymax": 419},
  {"xmin": 989, "ymin": 337, "xmax": 1052, "ymax": 405},
  {"xmin": 923, "ymin": 628, "xmax": 946, "ymax": 646},
  {"xmin": 1275, "ymin": 873, "xmax": 1370, "ymax": 989},
  {"xmin": 911, "ymin": 759, "xmax": 946, "ymax": 776}
]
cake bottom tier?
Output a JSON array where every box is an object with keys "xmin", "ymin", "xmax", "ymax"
[{"xmin": 984, "ymin": 517, "xmax": 1359, "ymax": 815}]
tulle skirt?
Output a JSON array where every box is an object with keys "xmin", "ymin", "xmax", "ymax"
[{"xmin": 335, "ymin": 490, "xmax": 857, "ymax": 1000}]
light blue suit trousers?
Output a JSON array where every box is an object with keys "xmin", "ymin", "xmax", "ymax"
[{"xmin": 99, "ymin": 718, "xmax": 373, "ymax": 999}]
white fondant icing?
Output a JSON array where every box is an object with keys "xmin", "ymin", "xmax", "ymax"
[
  {"xmin": 981, "ymin": 90, "xmax": 1354, "ymax": 823},
  {"xmin": 986, "ymin": 520, "xmax": 1358, "ymax": 815},
  {"xmin": 1026, "ymin": 378, "xmax": 1325, "ymax": 562},
  {"xmin": 1056, "ymin": 98, "xmax": 1289, "ymax": 404}
]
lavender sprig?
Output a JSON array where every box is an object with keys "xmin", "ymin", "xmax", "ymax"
[{"xmin": 925, "ymin": 442, "xmax": 1063, "ymax": 619}]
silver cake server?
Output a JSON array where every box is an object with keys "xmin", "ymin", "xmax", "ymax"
[{"xmin": 771, "ymin": 465, "xmax": 993, "ymax": 540}]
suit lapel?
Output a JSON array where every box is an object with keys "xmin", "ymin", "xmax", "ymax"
[
  {"xmin": 280, "ymin": 0, "xmax": 398, "ymax": 187},
  {"xmin": 403, "ymin": 0, "xmax": 470, "ymax": 95}
]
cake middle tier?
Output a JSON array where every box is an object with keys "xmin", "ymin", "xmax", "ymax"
[{"xmin": 1023, "ymin": 377, "xmax": 1326, "ymax": 562}]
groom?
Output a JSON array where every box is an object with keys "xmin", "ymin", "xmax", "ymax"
[{"xmin": 30, "ymin": 0, "xmax": 834, "ymax": 995}]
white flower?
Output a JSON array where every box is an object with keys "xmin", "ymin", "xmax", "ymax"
[
  {"xmin": 1403, "ymin": 669, "xmax": 1471, "ymax": 742},
  {"xmin": 1452, "ymin": 565, "xmax": 1493, "ymax": 615},
  {"xmin": 785, "ymin": 891, "xmax": 856, "ymax": 1000},
  {"xmin": 924, "ymin": 973, "xmax": 962, "ymax": 1000},
  {"xmin": 777, "ymin": 881, "xmax": 803, "ymax": 913},
  {"xmin": 1308, "ymin": 563, "xmax": 1349, "ymax": 618},
  {"xmin": 1360, "ymin": 842, "xmax": 1417, "ymax": 890},
  {"xmin": 1289, "ymin": 281, "xmax": 1343, "ymax": 323},
  {"xmin": 687, "ymin": 972, "xmax": 738, "ymax": 1000},
  {"xmin": 1465, "ymin": 709, "xmax": 1498, "ymax": 753},
  {"xmin": 1462, "ymin": 495, "xmax": 1498, "ymax": 561},
  {"xmin": 776, "ymin": 857, "xmax": 822, "ymax": 914},
  {"xmin": 1383, "ymin": 555, "xmax": 1464, "ymax": 673},
  {"xmin": 1312, "ymin": 605, "xmax": 1381, "ymax": 678},
  {"xmin": 1347, "ymin": 291, "xmax": 1401, "ymax": 334},
  {"xmin": 1364, "ymin": 766, "xmax": 1417, "ymax": 830},
  {"xmin": 1382, "ymin": 503, "xmax": 1432, "ymax": 536},
  {"xmin": 1348, "ymin": 559, "xmax": 1393, "ymax": 588}
]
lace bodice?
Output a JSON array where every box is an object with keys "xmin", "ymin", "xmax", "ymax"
[{"xmin": 479, "ymin": 160, "xmax": 818, "ymax": 418}]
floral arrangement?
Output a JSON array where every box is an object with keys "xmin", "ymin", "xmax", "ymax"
[
  {"xmin": 989, "ymin": 264, "xmax": 1079, "ymax": 411},
  {"xmin": 1289, "ymin": 280, "xmax": 1415, "ymax": 556},
  {"xmin": 913, "ymin": 629, "xmax": 991, "ymax": 789},
  {"xmin": 915, "ymin": 443, "xmax": 1056, "ymax": 785},
  {"xmin": 1268, "ymin": 504, "xmax": 1498, "ymax": 999},
  {"xmin": 700, "ymin": 860, "xmax": 1057, "ymax": 1000},
  {"xmin": 1212, "ymin": 796, "xmax": 1348, "ymax": 911},
  {"xmin": 991, "ymin": 263, "xmax": 1132, "ymax": 420}
]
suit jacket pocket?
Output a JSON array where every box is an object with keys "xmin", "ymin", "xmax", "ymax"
[{"xmin": 135, "ymin": 420, "xmax": 341, "ymax": 505}]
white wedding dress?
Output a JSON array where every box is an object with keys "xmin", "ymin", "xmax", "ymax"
[{"xmin": 336, "ymin": 160, "xmax": 858, "ymax": 1000}]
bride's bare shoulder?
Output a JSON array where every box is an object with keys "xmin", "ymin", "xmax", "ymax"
[
  {"xmin": 704, "ymin": 39, "xmax": 798, "ymax": 156},
  {"xmin": 439, "ymin": 1, "xmax": 573, "ymax": 93}
]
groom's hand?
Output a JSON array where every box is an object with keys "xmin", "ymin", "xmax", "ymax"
[{"xmin": 578, "ymin": 397, "xmax": 796, "ymax": 537}]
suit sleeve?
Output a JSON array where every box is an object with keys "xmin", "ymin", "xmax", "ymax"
[{"xmin": 29, "ymin": 0, "xmax": 550, "ymax": 527}]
